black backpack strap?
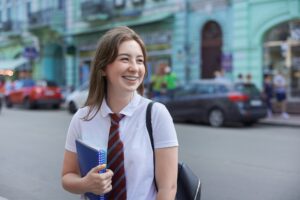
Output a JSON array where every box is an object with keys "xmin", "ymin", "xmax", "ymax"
[
  {"xmin": 146, "ymin": 101, "xmax": 157, "ymax": 190},
  {"xmin": 146, "ymin": 101, "xmax": 155, "ymax": 151}
]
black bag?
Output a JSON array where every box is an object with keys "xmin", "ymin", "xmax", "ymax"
[{"xmin": 146, "ymin": 101, "xmax": 201, "ymax": 200}]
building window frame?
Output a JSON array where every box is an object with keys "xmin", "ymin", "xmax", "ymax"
[
  {"xmin": 131, "ymin": 0, "xmax": 145, "ymax": 5},
  {"xmin": 114, "ymin": 0, "xmax": 126, "ymax": 8}
]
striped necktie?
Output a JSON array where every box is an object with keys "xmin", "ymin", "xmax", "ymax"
[{"xmin": 107, "ymin": 113, "xmax": 126, "ymax": 200}]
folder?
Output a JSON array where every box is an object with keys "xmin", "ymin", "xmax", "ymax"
[{"xmin": 75, "ymin": 139, "xmax": 107, "ymax": 200}]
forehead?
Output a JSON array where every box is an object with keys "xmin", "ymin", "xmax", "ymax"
[{"xmin": 118, "ymin": 40, "xmax": 143, "ymax": 55}]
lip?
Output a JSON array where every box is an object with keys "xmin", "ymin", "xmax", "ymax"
[{"xmin": 122, "ymin": 76, "xmax": 139, "ymax": 81}]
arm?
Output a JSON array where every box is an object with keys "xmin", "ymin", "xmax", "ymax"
[
  {"xmin": 155, "ymin": 146, "xmax": 178, "ymax": 200},
  {"xmin": 61, "ymin": 150, "xmax": 113, "ymax": 195}
]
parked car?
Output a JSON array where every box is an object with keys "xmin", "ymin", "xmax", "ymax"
[
  {"xmin": 66, "ymin": 81, "xmax": 89, "ymax": 114},
  {"xmin": 5, "ymin": 79, "xmax": 63, "ymax": 109},
  {"xmin": 0, "ymin": 93, "xmax": 3, "ymax": 113},
  {"xmin": 158, "ymin": 80, "xmax": 267, "ymax": 127}
]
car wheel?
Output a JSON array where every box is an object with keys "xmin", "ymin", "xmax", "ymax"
[
  {"xmin": 208, "ymin": 108, "xmax": 224, "ymax": 127},
  {"xmin": 68, "ymin": 102, "xmax": 77, "ymax": 114}
]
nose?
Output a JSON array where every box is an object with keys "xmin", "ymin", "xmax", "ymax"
[{"xmin": 128, "ymin": 60, "xmax": 139, "ymax": 72}]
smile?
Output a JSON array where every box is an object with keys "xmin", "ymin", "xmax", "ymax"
[{"xmin": 123, "ymin": 76, "xmax": 139, "ymax": 81}]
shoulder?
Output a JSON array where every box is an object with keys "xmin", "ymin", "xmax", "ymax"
[
  {"xmin": 151, "ymin": 101, "xmax": 172, "ymax": 120},
  {"xmin": 73, "ymin": 106, "xmax": 100, "ymax": 121},
  {"xmin": 152, "ymin": 101, "xmax": 168, "ymax": 112},
  {"xmin": 74, "ymin": 106, "xmax": 90, "ymax": 118}
]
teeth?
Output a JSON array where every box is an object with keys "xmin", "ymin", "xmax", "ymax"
[{"xmin": 124, "ymin": 76, "xmax": 138, "ymax": 81}]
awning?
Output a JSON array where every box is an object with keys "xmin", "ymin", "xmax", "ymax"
[{"xmin": 0, "ymin": 57, "xmax": 29, "ymax": 70}]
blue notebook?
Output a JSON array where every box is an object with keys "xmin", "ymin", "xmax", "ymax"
[{"xmin": 75, "ymin": 139, "xmax": 107, "ymax": 200}]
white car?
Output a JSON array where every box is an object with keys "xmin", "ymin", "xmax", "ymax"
[{"xmin": 66, "ymin": 82, "xmax": 89, "ymax": 114}]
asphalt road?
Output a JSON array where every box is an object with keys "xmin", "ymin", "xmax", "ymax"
[{"xmin": 0, "ymin": 107, "xmax": 299, "ymax": 200}]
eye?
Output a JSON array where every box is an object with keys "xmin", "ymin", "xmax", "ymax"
[
  {"xmin": 137, "ymin": 59, "xmax": 144, "ymax": 64},
  {"xmin": 121, "ymin": 57, "xmax": 129, "ymax": 62}
]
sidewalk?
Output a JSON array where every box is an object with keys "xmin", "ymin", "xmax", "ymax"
[{"xmin": 259, "ymin": 113, "xmax": 300, "ymax": 127}]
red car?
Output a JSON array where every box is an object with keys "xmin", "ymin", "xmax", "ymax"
[{"xmin": 5, "ymin": 79, "xmax": 63, "ymax": 109}]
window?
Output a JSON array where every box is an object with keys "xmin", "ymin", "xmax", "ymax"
[
  {"xmin": 114, "ymin": 0, "xmax": 126, "ymax": 8},
  {"xmin": 58, "ymin": 0, "xmax": 65, "ymax": 10},
  {"xmin": 26, "ymin": 2, "xmax": 31, "ymax": 17},
  {"xmin": 7, "ymin": 7, "xmax": 11, "ymax": 20},
  {"xmin": 131, "ymin": 0, "xmax": 145, "ymax": 5},
  {"xmin": 196, "ymin": 84, "xmax": 215, "ymax": 95}
]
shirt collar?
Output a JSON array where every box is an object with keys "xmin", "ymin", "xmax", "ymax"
[{"xmin": 100, "ymin": 91, "xmax": 141, "ymax": 117}]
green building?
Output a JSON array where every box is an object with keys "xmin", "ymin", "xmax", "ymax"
[
  {"xmin": 1, "ymin": 0, "xmax": 299, "ymax": 111},
  {"xmin": 0, "ymin": 0, "xmax": 65, "ymax": 85},
  {"xmin": 186, "ymin": 0, "xmax": 300, "ymax": 112},
  {"xmin": 64, "ymin": 0, "xmax": 181, "ymax": 88}
]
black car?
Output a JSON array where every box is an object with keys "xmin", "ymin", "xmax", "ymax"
[{"xmin": 158, "ymin": 80, "xmax": 267, "ymax": 127}]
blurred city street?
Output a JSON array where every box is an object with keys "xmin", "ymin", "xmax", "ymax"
[
  {"xmin": 1, "ymin": 1, "xmax": 300, "ymax": 200},
  {"xmin": 0, "ymin": 108, "xmax": 299, "ymax": 200}
]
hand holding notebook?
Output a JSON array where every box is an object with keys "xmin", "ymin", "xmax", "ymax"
[{"xmin": 76, "ymin": 139, "xmax": 111, "ymax": 200}]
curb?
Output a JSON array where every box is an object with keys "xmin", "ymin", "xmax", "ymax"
[{"xmin": 259, "ymin": 121, "xmax": 300, "ymax": 128}]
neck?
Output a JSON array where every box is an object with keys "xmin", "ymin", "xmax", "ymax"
[{"xmin": 106, "ymin": 91, "xmax": 134, "ymax": 113}]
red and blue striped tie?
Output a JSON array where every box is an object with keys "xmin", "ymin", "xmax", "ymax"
[{"xmin": 107, "ymin": 113, "xmax": 126, "ymax": 200}]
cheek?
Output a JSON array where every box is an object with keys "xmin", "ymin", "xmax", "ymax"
[{"xmin": 140, "ymin": 65, "xmax": 146, "ymax": 76}]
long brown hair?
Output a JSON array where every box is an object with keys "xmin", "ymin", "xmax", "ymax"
[{"xmin": 83, "ymin": 26, "xmax": 147, "ymax": 120}]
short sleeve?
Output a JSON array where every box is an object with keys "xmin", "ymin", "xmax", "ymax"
[
  {"xmin": 151, "ymin": 102, "xmax": 178, "ymax": 149},
  {"xmin": 65, "ymin": 112, "xmax": 81, "ymax": 152}
]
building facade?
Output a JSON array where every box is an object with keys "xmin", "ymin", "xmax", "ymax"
[
  {"xmin": 0, "ymin": 0, "xmax": 66, "ymax": 85},
  {"xmin": 1, "ymin": 0, "xmax": 300, "ymax": 111},
  {"xmin": 232, "ymin": 0, "xmax": 300, "ymax": 111},
  {"xmin": 185, "ymin": 0, "xmax": 300, "ymax": 111},
  {"xmin": 64, "ymin": 0, "xmax": 185, "ymax": 88}
]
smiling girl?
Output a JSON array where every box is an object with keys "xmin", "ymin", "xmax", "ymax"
[{"xmin": 61, "ymin": 26, "xmax": 178, "ymax": 200}]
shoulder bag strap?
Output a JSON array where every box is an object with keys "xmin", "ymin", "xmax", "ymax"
[
  {"xmin": 146, "ymin": 101, "xmax": 155, "ymax": 151},
  {"xmin": 146, "ymin": 101, "xmax": 158, "ymax": 190}
]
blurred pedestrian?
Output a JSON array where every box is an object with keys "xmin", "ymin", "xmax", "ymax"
[
  {"xmin": 263, "ymin": 74, "xmax": 273, "ymax": 118},
  {"xmin": 151, "ymin": 63, "xmax": 167, "ymax": 98},
  {"xmin": 214, "ymin": 69, "xmax": 231, "ymax": 84},
  {"xmin": 273, "ymin": 70, "xmax": 289, "ymax": 119},
  {"xmin": 236, "ymin": 73, "xmax": 244, "ymax": 84},
  {"xmin": 61, "ymin": 26, "xmax": 178, "ymax": 200},
  {"xmin": 163, "ymin": 66, "xmax": 177, "ymax": 99},
  {"xmin": 246, "ymin": 73, "xmax": 252, "ymax": 84}
]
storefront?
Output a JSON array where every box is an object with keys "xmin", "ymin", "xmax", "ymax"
[{"xmin": 263, "ymin": 20, "xmax": 300, "ymax": 101}]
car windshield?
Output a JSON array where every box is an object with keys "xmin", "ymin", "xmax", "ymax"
[
  {"xmin": 36, "ymin": 80, "xmax": 57, "ymax": 87},
  {"xmin": 234, "ymin": 83, "xmax": 260, "ymax": 95},
  {"xmin": 22, "ymin": 79, "xmax": 36, "ymax": 87},
  {"xmin": 46, "ymin": 81, "xmax": 58, "ymax": 87},
  {"xmin": 179, "ymin": 82, "xmax": 232, "ymax": 95}
]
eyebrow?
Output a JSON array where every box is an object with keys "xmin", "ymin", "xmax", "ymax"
[{"xmin": 118, "ymin": 53, "xmax": 144, "ymax": 58}]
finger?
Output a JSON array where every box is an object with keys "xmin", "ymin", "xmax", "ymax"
[
  {"xmin": 92, "ymin": 164, "xmax": 106, "ymax": 173},
  {"xmin": 99, "ymin": 171, "xmax": 113, "ymax": 180},
  {"xmin": 102, "ymin": 184, "xmax": 113, "ymax": 194},
  {"xmin": 105, "ymin": 169, "xmax": 114, "ymax": 177}
]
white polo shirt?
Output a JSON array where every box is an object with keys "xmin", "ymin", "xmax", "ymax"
[
  {"xmin": 273, "ymin": 74, "xmax": 286, "ymax": 93},
  {"xmin": 65, "ymin": 92, "xmax": 178, "ymax": 200}
]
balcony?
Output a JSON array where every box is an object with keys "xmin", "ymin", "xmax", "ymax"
[
  {"xmin": 81, "ymin": 0, "xmax": 111, "ymax": 21},
  {"xmin": 28, "ymin": 8, "xmax": 65, "ymax": 31},
  {"xmin": 0, "ymin": 21, "xmax": 13, "ymax": 31}
]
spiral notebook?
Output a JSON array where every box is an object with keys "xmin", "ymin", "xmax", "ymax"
[{"xmin": 75, "ymin": 139, "xmax": 107, "ymax": 200}]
